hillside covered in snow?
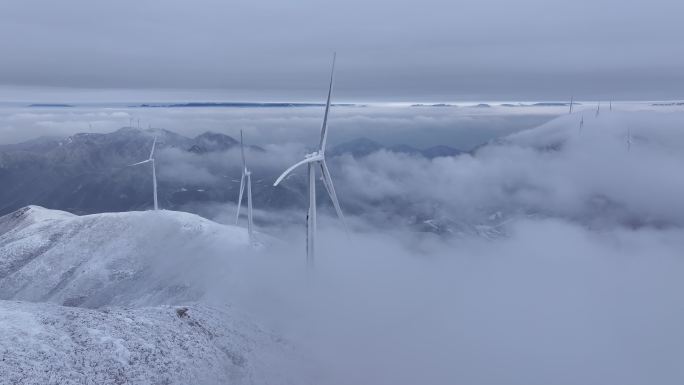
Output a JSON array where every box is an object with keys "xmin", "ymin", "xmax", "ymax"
[{"xmin": 0, "ymin": 206, "xmax": 306, "ymax": 385}]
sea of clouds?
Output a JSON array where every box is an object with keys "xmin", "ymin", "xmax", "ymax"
[{"xmin": 161, "ymin": 105, "xmax": 684, "ymax": 385}]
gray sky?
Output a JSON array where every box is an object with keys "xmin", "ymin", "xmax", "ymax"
[{"xmin": 1, "ymin": 0, "xmax": 683, "ymax": 101}]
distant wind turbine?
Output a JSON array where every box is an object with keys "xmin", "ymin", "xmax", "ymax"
[
  {"xmin": 595, "ymin": 102, "xmax": 601, "ymax": 117},
  {"xmin": 610, "ymin": 100, "xmax": 613, "ymax": 111},
  {"xmin": 627, "ymin": 128, "xmax": 633, "ymax": 151},
  {"xmin": 579, "ymin": 115, "xmax": 584, "ymax": 131},
  {"xmin": 130, "ymin": 137, "xmax": 159, "ymax": 210},
  {"xmin": 569, "ymin": 96, "xmax": 574, "ymax": 114},
  {"xmin": 273, "ymin": 53, "xmax": 346, "ymax": 267},
  {"xmin": 235, "ymin": 130, "xmax": 254, "ymax": 243}
]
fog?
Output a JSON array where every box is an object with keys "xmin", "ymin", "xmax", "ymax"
[
  {"xmin": 178, "ymin": 108, "xmax": 684, "ymax": 384},
  {"xmin": 229, "ymin": 221, "xmax": 684, "ymax": 385}
]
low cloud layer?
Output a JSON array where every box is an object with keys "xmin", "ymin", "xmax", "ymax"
[
  {"xmin": 330, "ymin": 111, "xmax": 684, "ymax": 231},
  {"xmin": 215, "ymin": 110, "xmax": 684, "ymax": 384},
  {"xmin": 209, "ymin": 214, "xmax": 684, "ymax": 385}
]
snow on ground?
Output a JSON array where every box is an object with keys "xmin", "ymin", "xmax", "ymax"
[
  {"xmin": 0, "ymin": 206, "xmax": 307, "ymax": 385},
  {"xmin": 0, "ymin": 300, "xmax": 302, "ymax": 385},
  {"xmin": 0, "ymin": 206, "xmax": 248, "ymax": 307}
]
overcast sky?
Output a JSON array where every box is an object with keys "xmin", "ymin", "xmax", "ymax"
[{"xmin": 1, "ymin": 0, "xmax": 683, "ymax": 101}]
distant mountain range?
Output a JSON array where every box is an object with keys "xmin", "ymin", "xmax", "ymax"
[
  {"xmin": 27, "ymin": 103, "xmax": 74, "ymax": 108},
  {"xmin": 409, "ymin": 102, "xmax": 578, "ymax": 108},
  {"xmin": 0, "ymin": 127, "xmax": 266, "ymax": 215},
  {"xmin": 652, "ymin": 102, "xmax": 684, "ymax": 106},
  {"xmin": 0, "ymin": 127, "xmax": 464, "ymax": 217},
  {"xmin": 133, "ymin": 102, "xmax": 361, "ymax": 108},
  {"xmin": 23, "ymin": 102, "xmax": 363, "ymax": 108}
]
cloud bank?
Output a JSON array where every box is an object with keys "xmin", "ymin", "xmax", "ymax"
[{"xmin": 169, "ymin": 108, "xmax": 682, "ymax": 384}]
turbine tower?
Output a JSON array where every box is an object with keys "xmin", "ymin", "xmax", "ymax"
[
  {"xmin": 595, "ymin": 102, "xmax": 601, "ymax": 117},
  {"xmin": 235, "ymin": 130, "xmax": 254, "ymax": 243},
  {"xmin": 273, "ymin": 53, "xmax": 346, "ymax": 267},
  {"xmin": 569, "ymin": 96, "xmax": 574, "ymax": 114},
  {"xmin": 627, "ymin": 128, "xmax": 633, "ymax": 151},
  {"xmin": 130, "ymin": 136, "xmax": 159, "ymax": 210}
]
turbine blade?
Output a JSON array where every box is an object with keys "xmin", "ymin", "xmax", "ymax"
[
  {"xmin": 152, "ymin": 159, "xmax": 158, "ymax": 210},
  {"xmin": 273, "ymin": 157, "xmax": 319, "ymax": 186},
  {"xmin": 307, "ymin": 163, "xmax": 317, "ymax": 267},
  {"xmin": 129, "ymin": 159, "xmax": 151, "ymax": 166},
  {"xmin": 318, "ymin": 53, "xmax": 336, "ymax": 152},
  {"xmin": 247, "ymin": 172, "xmax": 253, "ymax": 241},
  {"xmin": 236, "ymin": 173, "xmax": 245, "ymax": 224},
  {"xmin": 240, "ymin": 130, "xmax": 246, "ymax": 170},
  {"xmin": 149, "ymin": 136, "xmax": 157, "ymax": 159},
  {"xmin": 320, "ymin": 159, "xmax": 347, "ymax": 230}
]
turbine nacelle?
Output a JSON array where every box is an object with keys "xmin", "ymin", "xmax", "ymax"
[{"xmin": 307, "ymin": 151, "xmax": 325, "ymax": 160}]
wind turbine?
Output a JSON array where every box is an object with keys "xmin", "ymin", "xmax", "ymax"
[
  {"xmin": 130, "ymin": 136, "xmax": 159, "ymax": 211},
  {"xmin": 235, "ymin": 130, "xmax": 254, "ymax": 243},
  {"xmin": 569, "ymin": 96, "xmax": 574, "ymax": 114},
  {"xmin": 610, "ymin": 100, "xmax": 613, "ymax": 111},
  {"xmin": 626, "ymin": 128, "xmax": 633, "ymax": 151},
  {"xmin": 273, "ymin": 53, "xmax": 346, "ymax": 267},
  {"xmin": 579, "ymin": 115, "xmax": 584, "ymax": 131},
  {"xmin": 595, "ymin": 102, "xmax": 601, "ymax": 117}
]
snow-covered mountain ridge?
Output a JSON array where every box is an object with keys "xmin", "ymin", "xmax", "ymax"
[
  {"xmin": 0, "ymin": 206, "xmax": 306, "ymax": 385},
  {"xmin": 0, "ymin": 206, "xmax": 248, "ymax": 307}
]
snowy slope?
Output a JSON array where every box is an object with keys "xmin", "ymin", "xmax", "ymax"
[
  {"xmin": 0, "ymin": 206, "xmax": 248, "ymax": 307},
  {"xmin": 0, "ymin": 301, "xmax": 302, "ymax": 385},
  {"xmin": 0, "ymin": 206, "xmax": 307, "ymax": 385}
]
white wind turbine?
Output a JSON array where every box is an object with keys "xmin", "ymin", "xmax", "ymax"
[
  {"xmin": 130, "ymin": 136, "xmax": 159, "ymax": 210},
  {"xmin": 273, "ymin": 54, "xmax": 346, "ymax": 267},
  {"xmin": 235, "ymin": 130, "xmax": 254, "ymax": 243}
]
